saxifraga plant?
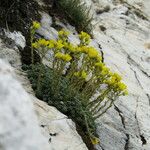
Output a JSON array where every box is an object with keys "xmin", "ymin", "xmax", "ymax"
[
  {"xmin": 56, "ymin": 0, "xmax": 93, "ymax": 34},
  {"xmin": 28, "ymin": 22, "xmax": 128, "ymax": 145}
]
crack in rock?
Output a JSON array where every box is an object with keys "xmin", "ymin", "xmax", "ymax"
[
  {"xmin": 98, "ymin": 44, "xmax": 104, "ymax": 63},
  {"xmin": 124, "ymin": 134, "xmax": 129, "ymax": 150},
  {"xmin": 114, "ymin": 105, "xmax": 130, "ymax": 150},
  {"xmin": 114, "ymin": 105, "xmax": 126, "ymax": 129},
  {"xmin": 109, "ymin": 35, "xmax": 150, "ymax": 79},
  {"xmin": 146, "ymin": 94, "xmax": 150, "ymax": 106},
  {"xmin": 127, "ymin": 60, "xmax": 150, "ymax": 107},
  {"xmin": 140, "ymin": 135, "xmax": 147, "ymax": 145},
  {"xmin": 130, "ymin": 67, "xmax": 143, "ymax": 90},
  {"xmin": 127, "ymin": 55, "xmax": 150, "ymax": 78},
  {"xmin": 134, "ymin": 96, "xmax": 147, "ymax": 146}
]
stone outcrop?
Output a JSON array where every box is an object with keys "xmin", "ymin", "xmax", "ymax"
[{"xmin": 91, "ymin": 0, "xmax": 150, "ymax": 149}]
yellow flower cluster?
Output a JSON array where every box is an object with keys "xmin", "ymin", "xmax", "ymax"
[
  {"xmin": 77, "ymin": 46, "xmax": 102, "ymax": 61},
  {"xmin": 79, "ymin": 31, "xmax": 91, "ymax": 45},
  {"xmin": 55, "ymin": 52, "xmax": 72, "ymax": 62},
  {"xmin": 94, "ymin": 62, "xmax": 127, "ymax": 94},
  {"xmin": 31, "ymin": 24, "xmax": 128, "ymax": 95},
  {"xmin": 105, "ymin": 73, "xmax": 128, "ymax": 95},
  {"xmin": 32, "ymin": 39, "xmax": 64, "ymax": 50},
  {"xmin": 64, "ymin": 43, "xmax": 76, "ymax": 52},
  {"xmin": 32, "ymin": 39, "xmax": 49, "ymax": 49}
]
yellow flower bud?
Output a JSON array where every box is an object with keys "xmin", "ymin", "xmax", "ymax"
[
  {"xmin": 63, "ymin": 54, "xmax": 72, "ymax": 62},
  {"xmin": 32, "ymin": 21, "xmax": 41, "ymax": 29},
  {"xmin": 90, "ymin": 137, "xmax": 100, "ymax": 145},
  {"xmin": 32, "ymin": 42, "xmax": 39, "ymax": 49},
  {"xmin": 55, "ymin": 52, "xmax": 64, "ymax": 59},
  {"xmin": 81, "ymin": 70, "xmax": 87, "ymax": 79}
]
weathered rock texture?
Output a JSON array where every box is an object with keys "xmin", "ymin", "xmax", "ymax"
[
  {"xmin": 34, "ymin": 99, "xmax": 88, "ymax": 150},
  {"xmin": 91, "ymin": 0, "xmax": 150, "ymax": 150},
  {"xmin": 0, "ymin": 59, "xmax": 51, "ymax": 150}
]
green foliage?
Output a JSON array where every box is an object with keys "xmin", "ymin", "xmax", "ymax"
[
  {"xmin": 56, "ymin": 0, "xmax": 93, "ymax": 34},
  {"xmin": 26, "ymin": 64, "xmax": 96, "ymax": 136},
  {"xmin": 28, "ymin": 23, "xmax": 128, "ymax": 144}
]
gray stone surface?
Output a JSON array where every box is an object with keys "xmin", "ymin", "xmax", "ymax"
[
  {"xmin": 34, "ymin": 99, "xmax": 88, "ymax": 150},
  {"xmin": 91, "ymin": 0, "xmax": 150, "ymax": 149},
  {"xmin": 0, "ymin": 59, "xmax": 51, "ymax": 150}
]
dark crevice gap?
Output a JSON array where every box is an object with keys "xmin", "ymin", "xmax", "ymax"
[
  {"xmin": 98, "ymin": 44, "xmax": 104, "ymax": 63},
  {"xmin": 124, "ymin": 134, "xmax": 129, "ymax": 150},
  {"xmin": 114, "ymin": 105, "xmax": 126, "ymax": 129},
  {"xmin": 146, "ymin": 94, "xmax": 150, "ymax": 106},
  {"xmin": 114, "ymin": 105, "xmax": 130, "ymax": 150},
  {"xmin": 140, "ymin": 135, "xmax": 147, "ymax": 145},
  {"xmin": 127, "ymin": 55, "xmax": 150, "ymax": 78},
  {"xmin": 100, "ymin": 145, "xmax": 105, "ymax": 150}
]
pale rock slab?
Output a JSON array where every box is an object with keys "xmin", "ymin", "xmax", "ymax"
[
  {"xmin": 91, "ymin": 0, "xmax": 150, "ymax": 149},
  {"xmin": 34, "ymin": 99, "xmax": 88, "ymax": 150},
  {"xmin": 0, "ymin": 59, "xmax": 51, "ymax": 150}
]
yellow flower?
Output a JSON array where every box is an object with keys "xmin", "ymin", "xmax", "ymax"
[
  {"xmin": 90, "ymin": 137, "xmax": 100, "ymax": 145},
  {"xmin": 32, "ymin": 21, "xmax": 41, "ymax": 29},
  {"xmin": 95, "ymin": 62, "xmax": 103, "ymax": 67},
  {"xmin": 87, "ymin": 47, "xmax": 99, "ymax": 58},
  {"xmin": 55, "ymin": 53, "xmax": 72, "ymax": 62},
  {"xmin": 96, "ymin": 55, "xmax": 102, "ymax": 61},
  {"xmin": 77, "ymin": 46, "xmax": 88, "ymax": 53},
  {"xmin": 79, "ymin": 31, "xmax": 90, "ymax": 40},
  {"xmin": 32, "ymin": 42, "xmax": 39, "ymax": 49},
  {"xmin": 56, "ymin": 40, "xmax": 64, "ymax": 50},
  {"xmin": 55, "ymin": 52, "xmax": 64, "ymax": 59},
  {"xmin": 63, "ymin": 54, "xmax": 72, "ymax": 62},
  {"xmin": 112, "ymin": 73, "xmax": 122, "ymax": 82},
  {"xmin": 81, "ymin": 70, "xmax": 87, "ymax": 79},
  {"xmin": 58, "ymin": 29, "xmax": 70, "ymax": 41},
  {"xmin": 38, "ymin": 39, "xmax": 49, "ymax": 46},
  {"xmin": 117, "ymin": 82, "xmax": 127, "ymax": 91},
  {"xmin": 123, "ymin": 90, "xmax": 128, "ymax": 95},
  {"xmin": 79, "ymin": 31, "xmax": 91, "ymax": 45},
  {"xmin": 48, "ymin": 40, "xmax": 56, "ymax": 48},
  {"xmin": 65, "ymin": 43, "xmax": 76, "ymax": 52}
]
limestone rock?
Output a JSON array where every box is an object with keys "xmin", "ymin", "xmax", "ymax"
[
  {"xmin": 0, "ymin": 59, "xmax": 51, "ymax": 150},
  {"xmin": 34, "ymin": 99, "xmax": 88, "ymax": 150},
  {"xmin": 92, "ymin": 0, "xmax": 150, "ymax": 149}
]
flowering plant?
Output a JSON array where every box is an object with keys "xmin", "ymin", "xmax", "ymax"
[{"xmin": 29, "ymin": 22, "xmax": 128, "ymax": 145}]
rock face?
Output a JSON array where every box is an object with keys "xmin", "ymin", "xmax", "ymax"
[
  {"xmin": 0, "ymin": 59, "xmax": 51, "ymax": 150},
  {"xmin": 34, "ymin": 99, "xmax": 88, "ymax": 150},
  {"xmin": 90, "ymin": 0, "xmax": 150, "ymax": 149}
]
